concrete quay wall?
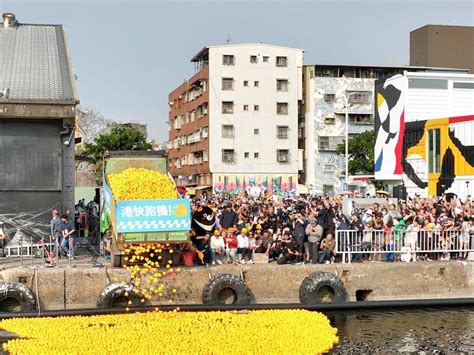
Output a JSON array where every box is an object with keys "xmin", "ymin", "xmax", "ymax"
[{"xmin": 0, "ymin": 261, "xmax": 472, "ymax": 310}]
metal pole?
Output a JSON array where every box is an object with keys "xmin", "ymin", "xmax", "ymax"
[
  {"xmin": 344, "ymin": 94, "xmax": 349, "ymax": 188},
  {"xmin": 68, "ymin": 237, "xmax": 72, "ymax": 268},
  {"xmin": 41, "ymin": 242, "xmax": 45, "ymax": 268},
  {"xmin": 20, "ymin": 236, "xmax": 23, "ymax": 267},
  {"xmin": 30, "ymin": 236, "xmax": 33, "ymax": 267}
]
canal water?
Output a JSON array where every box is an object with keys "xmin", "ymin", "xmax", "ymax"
[
  {"xmin": 327, "ymin": 307, "xmax": 474, "ymax": 353},
  {"xmin": 1, "ymin": 307, "xmax": 473, "ymax": 353}
]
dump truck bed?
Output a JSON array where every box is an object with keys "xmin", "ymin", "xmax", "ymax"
[{"xmin": 102, "ymin": 151, "xmax": 190, "ymax": 244}]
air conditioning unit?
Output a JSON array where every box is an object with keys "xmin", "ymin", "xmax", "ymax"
[{"xmin": 322, "ymin": 70, "xmax": 332, "ymax": 76}]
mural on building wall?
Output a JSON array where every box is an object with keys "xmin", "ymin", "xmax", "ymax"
[
  {"xmin": 403, "ymin": 115, "xmax": 474, "ymax": 197},
  {"xmin": 312, "ymin": 77, "xmax": 374, "ymax": 192},
  {"xmin": 313, "ymin": 77, "xmax": 374, "ymax": 135},
  {"xmin": 313, "ymin": 152, "xmax": 345, "ymax": 194},
  {"xmin": 374, "ymin": 74, "xmax": 474, "ymax": 198},
  {"xmin": 374, "ymin": 74, "xmax": 404, "ymax": 180},
  {"xmin": 213, "ymin": 174, "xmax": 297, "ymax": 195}
]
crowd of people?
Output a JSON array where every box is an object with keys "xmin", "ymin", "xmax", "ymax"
[
  {"xmin": 39, "ymin": 192, "xmax": 474, "ymax": 266},
  {"xmin": 186, "ymin": 193, "xmax": 474, "ymax": 266},
  {"xmin": 49, "ymin": 199, "xmax": 100, "ymax": 262}
]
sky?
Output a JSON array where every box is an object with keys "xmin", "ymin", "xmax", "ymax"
[{"xmin": 1, "ymin": 0, "xmax": 472, "ymax": 143}]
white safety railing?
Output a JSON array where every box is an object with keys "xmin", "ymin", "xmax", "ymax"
[{"xmin": 335, "ymin": 229, "xmax": 474, "ymax": 263}]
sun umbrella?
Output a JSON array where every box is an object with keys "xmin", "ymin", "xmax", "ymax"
[
  {"xmin": 376, "ymin": 190, "xmax": 389, "ymax": 196},
  {"xmin": 338, "ymin": 191, "xmax": 354, "ymax": 196}
]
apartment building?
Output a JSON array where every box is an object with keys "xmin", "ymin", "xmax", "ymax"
[
  {"xmin": 168, "ymin": 43, "xmax": 304, "ymax": 195},
  {"xmin": 300, "ymin": 64, "xmax": 467, "ymax": 196}
]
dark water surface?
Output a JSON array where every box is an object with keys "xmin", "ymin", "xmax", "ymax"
[{"xmin": 327, "ymin": 307, "xmax": 474, "ymax": 354}]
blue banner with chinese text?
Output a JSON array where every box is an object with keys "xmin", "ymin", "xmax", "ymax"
[{"xmin": 115, "ymin": 198, "xmax": 191, "ymax": 233}]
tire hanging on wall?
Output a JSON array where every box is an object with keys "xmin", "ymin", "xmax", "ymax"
[
  {"xmin": 97, "ymin": 282, "xmax": 149, "ymax": 308},
  {"xmin": 0, "ymin": 281, "xmax": 36, "ymax": 312},
  {"xmin": 202, "ymin": 273, "xmax": 251, "ymax": 305},
  {"xmin": 299, "ymin": 271, "xmax": 348, "ymax": 304}
]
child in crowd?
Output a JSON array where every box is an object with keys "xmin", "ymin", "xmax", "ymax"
[
  {"xmin": 225, "ymin": 228, "xmax": 238, "ymax": 264},
  {"xmin": 384, "ymin": 221, "xmax": 395, "ymax": 262}
]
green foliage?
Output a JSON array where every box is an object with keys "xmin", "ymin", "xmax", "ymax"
[
  {"xmin": 336, "ymin": 130, "xmax": 375, "ymax": 175},
  {"xmin": 84, "ymin": 125, "xmax": 152, "ymax": 164},
  {"xmin": 84, "ymin": 125, "xmax": 152, "ymax": 184}
]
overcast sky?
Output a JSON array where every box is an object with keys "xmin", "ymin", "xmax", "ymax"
[{"xmin": 1, "ymin": 0, "xmax": 473, "ymax": 142}]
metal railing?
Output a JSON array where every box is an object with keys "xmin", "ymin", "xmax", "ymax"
[{"xmin": 335, "ymin": 229, "xmax": 474, "ymax": 263}]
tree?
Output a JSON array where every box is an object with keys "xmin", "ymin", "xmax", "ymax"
[
  {"xmin": 84, "ymin": 125, "xmax": 152, "ymax": 184},
  {"xmin": 77, "ymin": 108, "xmax": 114, "ymax": 144},
  {"xmin": 84, "ymin": 125, "xmax": 152, "ymax": 164},
  {"xmin": 336, "ymin": 130, "xmax": 375, "ymax": 175}
]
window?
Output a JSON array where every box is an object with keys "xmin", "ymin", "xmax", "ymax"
[
  {"xmin": 222, "ymin": 101, "xmax": 234, "ymax": 114},
  {"xmin": 243, "ymin": 105, "xmax": 249, "ymax": 111},
  {"xmin": 222, "ymin": 125, "xmax": 234, "ymax": 138},
  {"xmin": 277, "ymin": 149, "xmax": 290, "ymax": 163},
  {"xmin": 277, "ymin": 126, "xmax": 289, "ymax": 139},
  {"xmin": 263, "ymin": 56, "xmax": 269, "ymax": 62},
  {"xmin": 222, "ymin": 149, "xmax": 235, "ymax": 163},
  {"xmin": 324, "ymin": 117, "xmax": 335, "ymax": 125},
  {"xmin": 319, "ymin": 137, "xmax": 329, "ymax": 150},
  {"xmin": 350, "ymin": 115, "xmax": 373, "ymax": 125},
  {"xmin": 453, "ymin": 82, "xmax": 474, "ymax": 89},
  {"xmin": 254, "ymin": 128, "xmax": 259, "ymax": 135},
  {"xmin": 223, "ymin": 55, "xmax": 235, "ymax": 66},
  {"xmin": 222, "ymin": 78, "xmax": 234, "ymax": 90},
  {"xmin": 348, "ymin": 92, "xmax": 370, "ymax": 104},
  {"xmin": 244, "ymin": 152, "xmax": 249, "ymax": 158},
  {"xmin": 427, "ymin": 129, "xmax": 440, "ymax": 173},
  {"xmin": 276, "ymin": 79, "xmax": 288, "ymax": 92},
  {"xmin": 254, "ymin": 152, "xmax": 259, "ymax": 158},
  {"xmin": 254, "ymin": 105, "xmax": 259, "ymax": 111},
  {"xmin": 250, "ymin": 55, "xmax": 258, "ymax": 63},
  {"xmin": 408, "ymin": 78, "xmax": 448, "ymax": 90},
  {"xmin": 323, "ymin": 185, "xmax": 334, "ymax": 196},
  {"xmin": 276, "ymin": 56, "xmax": 288, "ymax": 67},
  {"xmin": 243, "ymin": 80, "xmax": 249, "ymax": 87},
  {"xmin": 324, "ymin": 94, "xmax": 335, "ymax": 101},
  {"xmin": 254, "ymin": 81, "xmax": 259, "ymax": 87},
  {"xmin": 277, "ymin": 102, "xmax": 288, "ymax": 115}
]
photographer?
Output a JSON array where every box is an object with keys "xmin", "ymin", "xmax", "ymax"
[
  {"xmin": 292, "ymin": 211, "xmax": 306, "ymax": 263},
  {"xmin": 319, "ymin": 233, "xmax": 337, "ymax": 264},
  {"xmin": 268, "ymin": 229, "xmax": 285, "ymax": 262},
  {"xmin": 277, "ymin": 232, "xmax": 302, "ymax": 265}
]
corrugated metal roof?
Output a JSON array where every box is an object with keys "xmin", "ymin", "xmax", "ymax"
[{"xmin": 0, "ymin": 22, "xmax": 78, "ymax": 102}]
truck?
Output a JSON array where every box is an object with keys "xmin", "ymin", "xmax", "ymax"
[{"xmin": 100, "ymin": 151, "xmax": 191, "ymax": 267}]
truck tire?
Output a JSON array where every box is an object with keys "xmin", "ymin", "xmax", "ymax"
[
  {"xmin": 97, "ymin": 283, "xmax": 149, "ymax": 308},
  {"xmin": 202, "ymin": 273, "xmax": 251, "ymax": 305},
  {"xmin": 0, "ymin": 281, "xmax": 36, "ymax": 313},
  {"xmin": 299, "ymin": 272, "xmax": 348, "ymax": 304}
]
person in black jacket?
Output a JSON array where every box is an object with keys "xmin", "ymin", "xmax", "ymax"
[
  {"xmin": 219, "ymin": 202, "xmax": 238, "ymax": 230},
  {"xmin": 317, "ymin": 202, "xmax": 328, "ymax": 235}
]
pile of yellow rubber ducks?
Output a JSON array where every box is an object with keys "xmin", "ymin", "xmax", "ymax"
[
  {"xmin": 1, "ymin": 310, "xmax": 339, "ymax": 354},
  {"xmin": 108, "ymin": 168, "xmax": 177, "ymax": 201}
]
